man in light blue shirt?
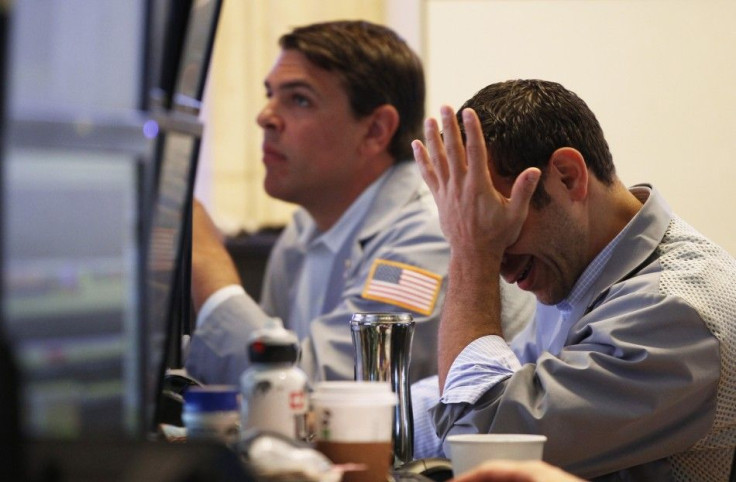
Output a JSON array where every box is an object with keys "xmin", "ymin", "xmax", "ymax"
[
  {"xmin": 186, "ymin": 21, "xmax": 536, "ymax": 391},
  {"xmin": 412, "ymin": 80, "xmax": 736, "ymax": 480},
  {"xmin": 186, "ymin": 20, "xmax": 448, "ymax": 386}
]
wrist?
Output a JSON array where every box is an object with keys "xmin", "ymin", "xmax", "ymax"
[{"xmin": 448, "ymin": 248, "xmax": 502, "ymax": 282}]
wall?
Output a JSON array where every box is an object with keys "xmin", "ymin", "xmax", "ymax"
[
  {"xmin": 422, "ymin": 0, "xmax": 736, "ymax": 255},
  {"xmin": 200, "ymin": 0, "xmax": 736, "ymax": 257}
]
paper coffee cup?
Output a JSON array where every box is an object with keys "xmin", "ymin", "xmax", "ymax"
[
  {"xmin": 447, "ymin": 433, "xmax": 547, "ymax": 476},
  {"xmin": 311, "ymin": 381, "xmax": 397, "ymax": 482}
]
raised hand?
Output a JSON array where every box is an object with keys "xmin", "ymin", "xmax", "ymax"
[
  {"xmin": 411, "ymin": 105, "xmax": 540, "ymax": 262},
  {"xmin": 412, "ymin": 106, "xmax": 541, "ymax": 386}
]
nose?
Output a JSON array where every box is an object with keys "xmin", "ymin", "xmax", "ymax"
[{"xmin": 256, "ymin": 101, "xmax": 282, "ymax": 132}]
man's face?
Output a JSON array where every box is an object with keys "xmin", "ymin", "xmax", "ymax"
[
  {"xmin": 496, "ymin": 171, "xmax": 588, "ymax": 305},
  {"xmin": 257, "ymin": 49, "xmax": 371, "ymax": 211}
]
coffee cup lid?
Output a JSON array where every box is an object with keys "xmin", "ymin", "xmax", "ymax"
[
  {"xmin": 313, "ymin": 381, "xmax": 392, "ymax": 393},
  {"xmin": 311, "ymin": 382, "xmax": 397, "ymax": 406}
]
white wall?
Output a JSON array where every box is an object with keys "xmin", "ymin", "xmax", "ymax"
[{"xmin": 420, "ymin": 0, "xmax": 736, "ymax": 255}]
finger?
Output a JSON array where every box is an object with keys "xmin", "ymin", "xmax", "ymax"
[
  {"xmin": 412, "ymin": 139, "xmax": 439, "ymax": 193},
  {"xmin": 423, "ymin": 116, "xmax": 450, "ymax": 182},
  {"xmin": 461, "ymin": 108, "xmax": 492, "ymax": 186},
  {"xmin": 439, "ymin": 105, "xmax": 467, "ymax": 180},
  {"xmin": 508, "ymin": 167, "xmax": 542, "ymax": 220}
]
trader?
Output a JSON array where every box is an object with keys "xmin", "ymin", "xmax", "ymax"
[
  {"xmin": 185, "ymin": 21, "xmax": 534, "ymax": 388},
  {"xmin": 412, "ymin": 79, "xmax": 736, "ymax": 480}
]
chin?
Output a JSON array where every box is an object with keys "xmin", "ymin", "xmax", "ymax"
[
  {"xmin": 263, "ymin": 179, "xmax": 286, "ymax": 200},
  {"xmin": 535, "ymin": 289, "xmax": 565, "ymax": 306}
]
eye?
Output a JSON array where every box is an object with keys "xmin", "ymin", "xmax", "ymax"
[{"xmin": 291, "ymin": 93, "xmax": 311, "ymax": 108}]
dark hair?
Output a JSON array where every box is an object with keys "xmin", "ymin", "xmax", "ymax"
[
  {"xmin": 279, "ymin": 20, "xmax": 425, "ymax": 161},
  {"xmin": 458, "ymin": 79, "xmax": 615, "ymax": 207}
]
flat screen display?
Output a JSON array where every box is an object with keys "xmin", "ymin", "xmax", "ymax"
[{"xmin": 2, "ymin": 149, "xmax": 142, "ymax": 438}]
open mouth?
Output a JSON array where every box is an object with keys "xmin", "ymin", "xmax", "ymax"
[{"xmin": 517, "ymin": 258, "xmax": 533, "ymax": 284}]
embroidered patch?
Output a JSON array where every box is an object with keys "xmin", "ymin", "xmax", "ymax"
[{"xmin": 362, "ymin": 259, "xmax": 441, "ymax": 316}]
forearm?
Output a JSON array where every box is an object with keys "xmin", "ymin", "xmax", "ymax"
[
  {"xmin": 191, "ymin": 199, "xmax": 242, "ymax": 311},
  {"xmin": 191, "ymin": 238, "xmax": 241, "ymax": 311},
  {"xmin": 438, "ymin": 251, "xmax": 503, "ymax": 391}
]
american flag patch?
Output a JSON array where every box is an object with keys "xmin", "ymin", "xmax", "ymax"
[{"xmin": 362, "ymin": 259, "xmax": 441, "ymax": 316}]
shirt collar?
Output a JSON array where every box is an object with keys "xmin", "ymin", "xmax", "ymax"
[
  {"xmin": 555, "ymin": 186, "xmax": 649, "ymax": 315},
  {"xmin": 296, "ymin": 166, "xmax": 393, "ymax": 253}
]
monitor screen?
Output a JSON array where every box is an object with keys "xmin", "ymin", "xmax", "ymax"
[
  {"xmin": 143, "ymin": 1, "xmax": 222, "ymax": 435},
  {"xmin": 0, "ymin": 0, "xmax": 222, "ymax": 442},
  {"xmin": 1, "ymin": 0, "xmax": 155, "ymax": 441},
  {"xmin": 172, "ymin": 0, "xmax": 222, "ymax": 111},
  {"xmin": 145, "ymin": 131, "xmax": 200, "ymax": 429},
  {"xmin": 2, "ymin": 147, "xmax": 144, "ymax": 439}
]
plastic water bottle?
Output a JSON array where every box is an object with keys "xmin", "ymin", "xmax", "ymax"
[{"xmin": 239, "ymin": 319, "xmax": 308, "ymax": 440}]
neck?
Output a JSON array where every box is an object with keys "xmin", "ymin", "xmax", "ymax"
[
  {"xmin": 588, "ymin": 178, "xmax": 643, "ymax": 257},
  {"xmin": 307, "ymin": 159, "xmax": 394, "ymax": 232}
]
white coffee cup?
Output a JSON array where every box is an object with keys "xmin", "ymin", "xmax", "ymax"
[
  {"xmin": 310, "ymin": 381, "xmax": 397, "ymax": 482},
  {"xmin": 447, "ymin": 433, "xmax": 547, "ymax": 476}
]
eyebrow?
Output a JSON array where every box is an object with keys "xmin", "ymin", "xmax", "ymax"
[{"xmin": 264, "ymin": 79, "xmax": 319, "ymax": 96}]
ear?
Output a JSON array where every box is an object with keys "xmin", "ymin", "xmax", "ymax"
[
  {"xmin": 548, "ymin": 147, "xmax": 588, "ymax": 201},
  {"xmin": 361, "ymin": 104, "xmax": 399, "ymax": 157}
]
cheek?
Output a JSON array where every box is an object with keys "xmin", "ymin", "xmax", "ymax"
[
  {"xmin": 511, "ymin": 215, "xmax": 542, "ymax": 250},
  {"xmin": 298, "ymin": 123, "xmax": 349, "ymax": 155}
]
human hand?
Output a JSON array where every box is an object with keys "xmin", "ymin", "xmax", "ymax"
[
  {"xmin": 411, "ymin": 106, "xmax": 540, "ymax": 262},
  {"xmin": 452, "ymin": 460, "xmax": 585, "ymax": 482}
]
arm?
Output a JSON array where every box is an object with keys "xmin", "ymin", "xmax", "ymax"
[
  {"xmin": 186, "ymin": 199, "xmax": 275, "ymax": 384},
  {"xmin": 191, "ymin": 199, "xmax": 242, "ymax": 311},
  {"xmin": 411, "ymin": 106, "xmax": 540, "ymax": 390},
  {"xmin": 432, "ymin": 293, "xmax": 719, "ymax": 479}
]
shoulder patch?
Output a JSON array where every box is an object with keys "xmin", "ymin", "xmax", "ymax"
[{"xmin": 361, "ymin": 259, "xmax": 442, "ymax": 316}]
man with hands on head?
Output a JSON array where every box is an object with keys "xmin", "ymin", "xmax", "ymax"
[{"xmin": 412, "ymin": 80, "xmax": 736, "ymax": 480}]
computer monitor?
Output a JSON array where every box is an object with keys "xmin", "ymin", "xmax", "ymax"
[
  {"xmin": 1, "ymin": 0, "xmax": 151, "ymax": 441},
  {"xmin": 0, "ymin": 3, "xmax": 24, "ymax": 480},
  {"xmin": 145, "ymin": 130, "xmax": 201, "ymax": 429},
  {"xmin": 144, "ymin": 0, "xmax": 222, "ymax": 432},
  {"xmin": 3, "ymin": 147, "xmax": 146, "ymax": 439},
  {"xmin": 0, "ymin": 0, "xmax": 222, "ymax": 444}
]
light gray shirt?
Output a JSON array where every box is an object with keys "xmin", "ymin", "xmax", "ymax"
[{"xmin": 430, "ymin": 185, "xmax": 736, "ymax": 481}]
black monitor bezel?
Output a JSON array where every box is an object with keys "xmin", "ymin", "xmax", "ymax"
[{"xmin": 143, "ymin": 0, "xmax": 222, "ymax": 435}]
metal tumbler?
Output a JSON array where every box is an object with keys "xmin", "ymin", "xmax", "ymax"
[{"xmin": 350, "ymin": 312, "xmax": 415, "ymax": 465}]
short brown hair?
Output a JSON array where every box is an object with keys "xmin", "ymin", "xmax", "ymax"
[{"xmin": 280, "ymin": 20, "xmax": 425, "ymax": 161}]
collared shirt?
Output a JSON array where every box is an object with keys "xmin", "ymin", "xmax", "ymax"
[
  {"xmin": 412, "ymin": 188, "xmax": 645, "ymax": 459},
  {"xmin": 288, "ymin": 170, "xmax": 387, "ymax": 340},
  {"xmin": 440, "ymin": 188, "xmax": 640, "ymax": 404},
  {"xmin": 195, "ymin": 167, "xmax": 391, "ymax": 338},
  {"xmin": 186, "ymin": 160, "xmax": 455, "ymax": 388}
]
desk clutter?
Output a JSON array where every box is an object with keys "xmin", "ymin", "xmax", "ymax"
[
  {"xmin": 166, "ymin": 379, "xmax": 449, "ymax": 480},
  {"xmin": 158, "ymin": 425, "xmax": 451, "ymax": 482},
  {"xmin": 157, "ymin": 314, "xmax": 453, "ymax": 481}
]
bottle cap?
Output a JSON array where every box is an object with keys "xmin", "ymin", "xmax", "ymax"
[
  {"xmin": 247, "ymin": 319, "xmax": 299, "ymax": 364},
  {"xmin": 183, "ymin": 385, "xmax": 239, "ymax": 412}
]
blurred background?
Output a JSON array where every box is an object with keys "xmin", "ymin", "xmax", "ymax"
[
  {"xmin": 1, "ymin": 1, "xmax": 734, "ymax": 479},
  {"xmin": 1, "ymin": 0, "xmax": 734, "ymax": 457},
  {"xmin": 198, "ymin": 0, "xmax": 736, "ymax": 257}
]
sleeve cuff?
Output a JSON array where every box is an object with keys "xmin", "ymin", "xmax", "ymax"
[
  {"xmin": 195, "ymin": 284, "xmax": 246, "ymax": 329},
  {"xmin": 441, "ymin": 335, "xmax": 521, "ymax": 404}
]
